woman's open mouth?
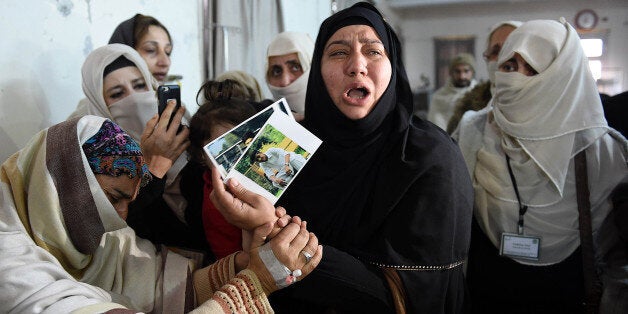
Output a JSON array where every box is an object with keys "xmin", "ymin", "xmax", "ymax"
[{"xmin": 344, "ymin": 83, "xmax": 371, "ymax": 103}]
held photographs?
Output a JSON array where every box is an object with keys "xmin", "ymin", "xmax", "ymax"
[
  {"xmin": 225, "ymin": 112, "xmax": 322, "ymax": 204},
  {"xmin": 203, "ymin": 98, "xmax": 321, "ymax": 204},
  {"xmin": 203, "ymin": 98, "xmax": 293, "ymax": 178}
]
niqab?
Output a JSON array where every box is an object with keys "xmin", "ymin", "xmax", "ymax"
[
  {"xmin": 69, "ymin": 44, "xmax": 157, "ymax": 122},
  {"xmin": 489, "ymin": 19, "xmax": 608, "ymax": 201}
]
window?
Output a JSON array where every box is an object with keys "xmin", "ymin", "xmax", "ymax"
[
  {"xmin": 578, "ymin": 29, "xmax": 621, "ymax": 95},
  {"xmin": 580, "ymin": 38, "xmax": 603, "ymax": 80}
]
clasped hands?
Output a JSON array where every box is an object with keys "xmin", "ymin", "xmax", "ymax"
[{"xmin": 209, "ymin": 165, "xmax": 322, "ymax": 294}]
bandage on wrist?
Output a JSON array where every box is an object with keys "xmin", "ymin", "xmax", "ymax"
[{"xmin": 258, "ymin": 242, "xmax": 300, "ymax": 289}]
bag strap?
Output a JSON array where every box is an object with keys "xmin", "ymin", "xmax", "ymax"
[
  {"xmin": 381, "ymin": 267, "xmax": 407, "ymax": 314},
  {"xmin": 575, "ymin": 150, "xmax": 603, "ymax": 314}
]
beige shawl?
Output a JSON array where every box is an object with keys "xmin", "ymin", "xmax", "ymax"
[{"xmin": 0, "ymin": 116, "xmax": 193, "ymax": 313}]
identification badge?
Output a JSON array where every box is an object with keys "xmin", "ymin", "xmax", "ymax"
[{"xmin": 499, "ymin": 233, "xmax": 540, "ymax": 260}]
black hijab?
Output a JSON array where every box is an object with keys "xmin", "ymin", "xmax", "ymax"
[
  {"xmin": 109, "ymin": 14, "xmax": 139, "ymax": 47},
  {"xmin": 278, "ymin": 2, "xmax": 416, "ymax": 255},
  {"xmin": 303, "ymin": 2, "xmax": 412, "ymax": 143}
]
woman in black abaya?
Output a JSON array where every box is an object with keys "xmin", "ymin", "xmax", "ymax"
[{"xmin": 210, "ymin": 2, "xmax": 473, "ymax": 313}]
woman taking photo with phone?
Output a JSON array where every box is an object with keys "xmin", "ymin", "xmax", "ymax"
[{"xmin": 67, "ymin": 44, "xmax": 203, "ymax": 252}]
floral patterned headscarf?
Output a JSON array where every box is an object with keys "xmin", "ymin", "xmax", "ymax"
[{"xmin": 82, "ymin": 119, "xmax": 151, "ymax": 186}]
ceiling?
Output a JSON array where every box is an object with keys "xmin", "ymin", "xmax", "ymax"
[{"xmin": 380, "ymin": 0, "xmax": 552, "ymax": 8}]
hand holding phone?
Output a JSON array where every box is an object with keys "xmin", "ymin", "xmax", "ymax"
[{"xmin": 157, "ymin": 85, "xmax": 181, "ymax": 129}]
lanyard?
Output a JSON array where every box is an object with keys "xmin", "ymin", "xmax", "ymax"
[{"xmin": 505, "ymin": 155, "xmax": 528, "ymax": 235}]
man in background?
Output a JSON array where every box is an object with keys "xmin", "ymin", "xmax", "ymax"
[{"xmin": 427, "ymin": 53, "xmax": 477, "ymax": 130}]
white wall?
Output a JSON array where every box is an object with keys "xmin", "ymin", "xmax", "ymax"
[
  {"xmin": 0, "ymin": 0, "xmax": 203, "ymax": 162},
  {"xmin": 282, "ymin": 0, "xmax": 331, "ymax": 42},
  {"xmin": 396, "ymin": 0, "xmax": 628, "ymax": 93}
]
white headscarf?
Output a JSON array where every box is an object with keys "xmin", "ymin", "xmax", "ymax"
[
  {"xmin": 69, "ymin": 44, "xmax": 158, "ymax": 121},
  {"xmin": 265, "ymin": 32, "xmax": 314, "ymax": 114},
  {"xmin": 492, "ymin": 18, "xmax": 608, "ymax": 195},
  {"xmin": 473, "ymin": 19, "xmax": 626, "ymax": 265}
]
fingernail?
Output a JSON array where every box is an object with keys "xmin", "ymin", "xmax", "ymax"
[{"xmin": 231, "ymin": 178, "xmax": 240, "ymax": 186}]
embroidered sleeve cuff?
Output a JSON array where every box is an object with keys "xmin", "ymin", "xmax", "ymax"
[{"xmin": 193, "ymin": 252, "xmax": 238, "ymax": 305}]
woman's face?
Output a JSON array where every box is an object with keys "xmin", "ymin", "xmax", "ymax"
[
  {"xmin": 499, "ymin": 53, "xmax": 538, "ymax": 76},
  {"xmin": 321, "ymin": 25, "xmax": 391, "ymax": 120},
  {"xmin": 102, "ymin": 66, "xmax": 149, "ymax": 106},
  {"xmin": 267, "ymin": 52, "xmax": 304, "ymax": 87},
  {"xmin": 95, "ymin": 174, "xmax": 140, "ymax": 220},
  {"xmin": 136, "ymin": 25, "xmax": 172, "ymax": 83}
]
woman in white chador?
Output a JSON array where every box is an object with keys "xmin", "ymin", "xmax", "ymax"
[{"xmin": 454, "ymin": 18, "xmax": 627, "ymax": 313}]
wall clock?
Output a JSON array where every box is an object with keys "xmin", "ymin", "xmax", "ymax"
[{"xmin": 575, "ymin": 9, "xmax": 598, "ymax": 30}]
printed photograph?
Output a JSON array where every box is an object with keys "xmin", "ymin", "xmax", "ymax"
[
  {"xmin": 203, "ymin": 98, "xmax": 295, "ymax": 177},
  {"xmin": 233, "ymin": 123, "xmax": 311, "ymax": 198}
]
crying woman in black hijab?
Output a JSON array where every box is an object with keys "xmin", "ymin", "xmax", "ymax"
[{"xmin": 209, "ymin": 2, "xmax": 474, "ymax": 313}]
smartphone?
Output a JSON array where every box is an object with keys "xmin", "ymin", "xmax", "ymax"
[{"xmin": 157, "ymin": 84, "xmax": 181, "ymax": 129}]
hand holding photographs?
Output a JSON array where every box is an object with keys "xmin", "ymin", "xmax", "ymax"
[{"xmin": 203, "ymin": 99, "xmax": 321, "ymax": 204}]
